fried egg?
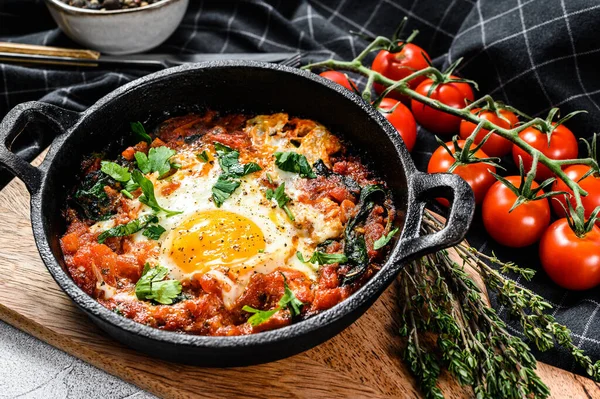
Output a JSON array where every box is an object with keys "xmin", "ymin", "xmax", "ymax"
[{"xmin": 126, "ymin": 128, "xmax": 343, "ymax": 306}]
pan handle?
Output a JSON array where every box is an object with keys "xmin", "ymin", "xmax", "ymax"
[
  {"xmin": 0, "ymin": 101, "xmax": 80, "ymax": 194},
  {"xmin": 397, "ymin": 172, "xmax": 475, "ymax": 262}
]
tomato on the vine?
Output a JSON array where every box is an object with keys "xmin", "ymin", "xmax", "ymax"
[
  {"xmin": 319, "ymin": 71, "xmax": 355, "ymax": 90},
  {"xmin": 540, "ymin": 219, "xmax": 600, "ymax": 290},
  {"xmin": 459, "ymin": 108, "xmax": 518, "ymax": 157},
  {"xmin": 378, "ymin": 98, "xmax": 417, "ymax": 152},
  {"xmin": 427, "ymin": 140, "xmax": 496, "ymax": 205},
  {"xmin": 512, "ymin": 124, "xmax": 578, "ymax": 182},
  {"xmin": 372, "ymin": 43, "xmax": 431, "ymax": 101},
  {"xmin": 482, "ymin": 176, "xmax": 550, "ymax": 247},
  {"xmin": 551, "ymin": 166, "xmax": 600, "ymax": 224},
  {"xmin": 411, "ymin": 77, "xmax": 474, "ymax": 135}
]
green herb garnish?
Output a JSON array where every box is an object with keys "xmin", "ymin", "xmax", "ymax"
[
  {"xmin": 143, "ymin": 224, "xmax": 166, "ymax": 240},
  {"xmin": 135, "ymin": 146, "xmax": 176, "ymax": 178},
  {"xmin": 97, "ymin": 214, "xmax": 158, "ymax": 244},
  {"xmin": 274, "ymin": 151, "xmax": 316, "ymax": 178},
  {"xmin": 100, "ymin": 161, "xmax": 131, "ymax": 182},
  {"xmin": 212, "ymin": 175, "xmax": 241, "ymax": 207},
  {"xmin": 135, "ymin": 264, "xmax": 182, "ymax": 305},
  {"xmin": 373, "ymin": 227, "xmax": 399, "ymax": 250},
  {"xmin": 266, "ymin": 182, "xmax": 294, "ymax": 221},
  {"xmin": 197, "ymin": 150, "xmax": 209, "ymax": 162},
  {"xmin": 343, "ymin": 185, "xmax": 386, "ymax": 284},
  {"xmin": 297, "ymin": 250, "xmax": 348, "ymax": 265},
  {"xmin": 131, "ymin": 121, "xmax": 152, "ymax": 144},
  {"xmin": 243, "ymin": 280, "xmax": 303, "ymax": 326},
  {"xmin": 131, "ymin": 170, "xmax": 182, "ymax": 217},
  {"xmin": 211, "ymin": 143, "xmax": 262, "ymax": 207},
  {"xmin": 121, "ymin": 189, "xmax": 133, "ymax": 199}
]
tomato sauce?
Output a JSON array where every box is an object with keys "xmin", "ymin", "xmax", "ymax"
[{"xmin": 60, "ymin": 111, "xmax": 397, "ymax": 336}]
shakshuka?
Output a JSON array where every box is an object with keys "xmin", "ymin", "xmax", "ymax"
[{"xmin": 60, "ymin": 111, "xmax": 399, "ymax": 335}]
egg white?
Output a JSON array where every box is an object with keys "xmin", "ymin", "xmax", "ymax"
[{"xmin": 91, "ymin": 117, "xmax": 346, "ymax": 307}]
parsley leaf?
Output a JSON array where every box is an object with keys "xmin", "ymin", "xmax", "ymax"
[
  {"xmin": 211, "ymin": 142, "xmax": 262, "ymax": 207},
  {"xmin": 266, "ymin": 182, "xmax": 295, "ymax": 221},
  {"xmin": 100, "ymin": 161, "xmax": 131, "ymax": 182},
  {"xmin": 297, "ymin": 250, "xmax": 348, "ymax": 265},
  {"xmin": 143, "ymin": 224, "xmax": 166, "ymax": 240},
  {"xmin": 278, "ymin": 282, "xmax": 304, "ymax": 316},
  {"xmin": 373, "ymin": 228, "xmax": 399, "ymax": 250},
  {"xmin": 242, "ymin": 280, "xmax": 304, "ymax": 326},
  {"xmin": 197, "ymin": 150, "xmax": 209, "ymax": 162},
  {"xmin": 121, "ymin": 189, "xmax": 133, "ymax": 199},
  {"xmin": 131, "ymin": 121, "xmax": 152, "ymax": 144},
  {"xmin": 135, "ymin": 146, "xmax": 176, "ymax": 178},
  {"xmin": 242, "ymin": 306, "xmax": 278, "ymax": 326},
  {"xmin": 131, "ymin": 170, "xmax": 182, "ymax": 217},
  {"xmin": 212, "ymin": 175, "xmax": 241, "ymax": 207},
  {"xmin": 97, "ymin": 214, "xmax": 158, "ymax": 244},
  {"xmin": 135, "ymin": 264, "xmax": 182, "ymax": 305},
  {"xmin": 274, "ymin": 151, "xmax": 316, "ymax": 178}
]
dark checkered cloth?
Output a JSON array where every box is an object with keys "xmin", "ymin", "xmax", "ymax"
[{"xmin": 1, "ymin": 0, "xmax": 599, "ymax": 377}]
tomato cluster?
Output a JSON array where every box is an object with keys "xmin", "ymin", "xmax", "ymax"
[{"xmin": 316, "ymin": 40, "xmax": 600, "ymax": 291}]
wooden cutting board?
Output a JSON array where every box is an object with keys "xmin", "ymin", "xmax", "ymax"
[{"xmin": 0, "ymin": 167, "xmax": 598, "ymax": 398}]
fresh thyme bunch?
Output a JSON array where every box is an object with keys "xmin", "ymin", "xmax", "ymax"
[{"xmin": 397, "ymin": 212, "xmax": 600, "ymax": 398}]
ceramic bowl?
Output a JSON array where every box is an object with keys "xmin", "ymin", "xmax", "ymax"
[{"xmin": 43, "ymin": 0, "xmax": 188, "ymax": 55}]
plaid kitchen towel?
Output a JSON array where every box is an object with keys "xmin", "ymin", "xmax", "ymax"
[{"xmin": 1, "ymin": 0, "xmax": 600, "ymax": 377}]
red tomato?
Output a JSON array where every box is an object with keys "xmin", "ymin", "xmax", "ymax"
[
  {"xmin": 319, "ymin": 71, "xmax": 354, "ymax": 90},
  {"xmin": 459, "ymin": 109, "xmax": 518, "ymax": 157},
  {"xmin": 551, "ymin": 165, "xmax": 600, "ymax": 224},
  {"xmin": 482, "ymin": 176, "xmax": 550, "ymax": 247},
  {"xmin": 371, "ymin": 43, "xmax": 431, "ymax": 102},
  {"xmin": 411, "ymin": 77, "xmax": 474, "ymax": 135},
  {"xmin": 427, "ymin": 140, "xmax": 496, "ymax": 205},
  {"xmin": 512, "ymin": 124, "xmax": 578, "ymax": 182},
  {"xmin": 378, "ymin": 98, "xmax": 417, "ymax": 152},
  {"xmin": 540, "ymin": 219, "xmax": 600, "ymax": 290}
]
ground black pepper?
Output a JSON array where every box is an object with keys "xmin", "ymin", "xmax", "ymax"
[{"xmin": 60, "ymin": 0, "xmax": 164, "ymax": 11}]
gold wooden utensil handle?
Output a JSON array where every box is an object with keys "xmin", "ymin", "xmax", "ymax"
[{"xmin": 0, "ymin": 42, "xmax": 100, "ymax": 60}]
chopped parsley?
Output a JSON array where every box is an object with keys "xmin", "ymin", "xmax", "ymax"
[
  {"xmin": 97, "ymin": 214, "xmax": 158, "ymax": 244},
  {"xmin": 212, "ymin": 175, "xmax": 241, "ymax": 207},
  {"xmin": 131, "ymin": 121, "xmax": 152, "ymax": 144},
  {"xmin": 131, "ymin": 170, "xmax": 182, "ymax": 217},
  {"xmin": 296, "ymin": 250, "xmax": 348, "ymax": 265},
  {"xmin": 274, "ymin": 151, "xmax": 316, "ymax": 178},
  {"xmin": 266, "ymin": 182, "xmax": 294, "ymax": 221},
  {"xmin": 135, "ymin": 264, "xmax": 182, "ymax": 305},
  {"xmin": 373, "ymin": 228, "xmax": 399, "ymax": 250},
  {"xmin": 212, "ymin": 142, "xmax": 262, "ymax": 207},
  {"xmin": 142, "ymin": 224, "xmax": 166, "ymax": 240},
  {"xmin": 197, "ymin": 150, "xmax": 210, "ymax": 162},
  {"xmin": 100, "ymin": 161, "xmax": 131, "ymax": 182},
  {"xmin": 135, "ymin": 146, "xmax": 176, "ymax": 178},
  {"xmin": 243, "ymin": 280, "xmax": 303, "ymax": 326}
]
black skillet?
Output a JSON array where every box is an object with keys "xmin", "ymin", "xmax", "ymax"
[{"xmin": 0, "ymin": 61, "xmax": 475, "ymax": 366}]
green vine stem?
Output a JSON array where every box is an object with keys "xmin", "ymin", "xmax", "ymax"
[{"xmin": 304, "ymin": 45, "xmax": 599, "ymax": 220}]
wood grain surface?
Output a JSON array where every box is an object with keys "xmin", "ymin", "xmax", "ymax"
[{"xmin": 0, "ymin": 170, "xmax": 598, "ymax": 398}]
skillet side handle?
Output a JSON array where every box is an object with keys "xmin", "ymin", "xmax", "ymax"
[
  {"xmin": 397, "ymin": 172, "xmax": 475, "ymax": 262},
  {"xmin": 0, "ymin": 101, "xmax": 80, "ymax": 194}
]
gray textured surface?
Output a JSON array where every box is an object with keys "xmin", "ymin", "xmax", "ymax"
[{"xmin": 0, "ymin": 321, "xmax": 156, "ymax": 399}]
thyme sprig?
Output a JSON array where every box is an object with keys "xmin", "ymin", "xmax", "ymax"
[{"xmin": 406, "ymin": 211, "xmax": 600, "ymax": 398}]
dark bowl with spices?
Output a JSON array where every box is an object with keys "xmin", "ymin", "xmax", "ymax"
[
  {"xmin": 44, "ymin": 0, "xmax": 189, "ymax": 55},
  {"xmin": 0, "ymin": 61, "xmax": 475, "ymax": 366}
]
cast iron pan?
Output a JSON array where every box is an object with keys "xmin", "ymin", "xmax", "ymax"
[{"xmin": 0, "ymin": 61, "xmax": 475, "ymax": 366}]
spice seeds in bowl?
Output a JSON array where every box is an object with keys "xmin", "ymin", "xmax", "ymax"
[{"xmin": 43, "ymin": 0, "xmax": 189, "ymax": 55}]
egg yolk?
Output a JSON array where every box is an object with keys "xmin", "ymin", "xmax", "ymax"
[{"xmin": 167, "ymin": 210, "xmax": 266, "ymax": 274}]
